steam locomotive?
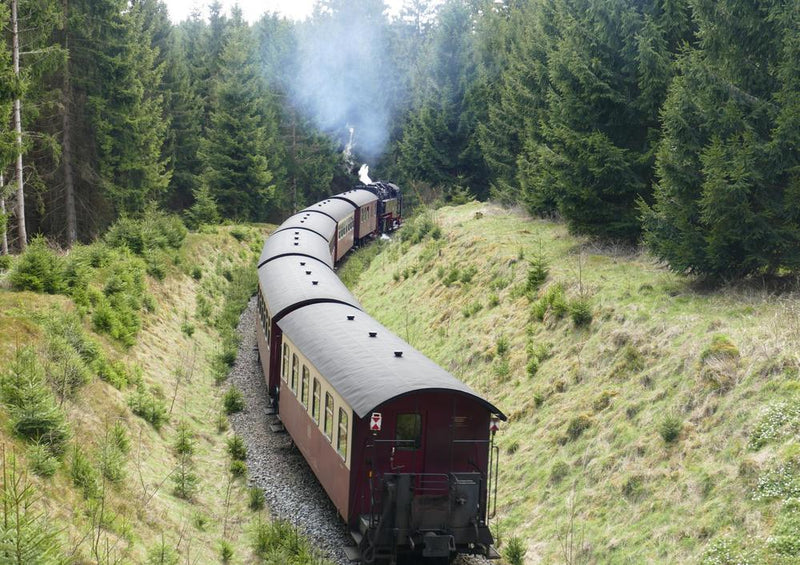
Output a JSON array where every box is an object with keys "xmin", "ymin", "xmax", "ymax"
[{"xmin": 255, "ymin": 181, "xmax": 505, "ymax": 563}]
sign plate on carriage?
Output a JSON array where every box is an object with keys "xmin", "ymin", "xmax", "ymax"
[{"xmin": 370, "ymin": 412, "xmax": 382, "ymax": 431}]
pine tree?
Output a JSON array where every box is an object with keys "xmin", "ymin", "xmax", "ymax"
[
  {"xmin": 642, "ymin": 0, "xmax": 800, "ymax": 277},
  {"xmin": 200, "ymin": 15, "xmax": 283, "ymax": 221}
]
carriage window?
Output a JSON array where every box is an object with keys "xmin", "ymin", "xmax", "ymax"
[
  {"xmin": 291, "ymin": 354, "xmax": 298, "ymax": 392},
  {"xmin": 266, "ymin": 314, "xmax": 271, "ymax": 343},
  {"xmin": 324, "ymin": 393, "xmax": 334, "ymax": 441},
  {"xmin": 312, "ymin": 378, "xmax": 321, "ymax": 423},
  {"xmin": 281, "ymin": 344, "xmax": 289, "ymax": 382},
  {"xmin": 337, "ymin": 408, "xmax": 348, "ymax": 459},
  {"xmin": 396, "ymin": 413, "xmax": 422, "ymax": 450},
  {"xmin": 301, "ymin": 366, "xmax": 309, "ymax": 408}
]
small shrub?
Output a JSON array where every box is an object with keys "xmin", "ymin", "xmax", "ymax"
[
  {"xmin": 0, "ymin": 254, "xmax": 11, "ymax": 271},
  {"xmin": 220, "ymin": 540, "xmax": 234, "ymax": 563},
  {"xmin": 442, "ymin": 267, "xmax": 460, "ymax": 287},
  {"xmin": 248, "ymin": 487, "xmax": 265, "ymax": 511},
  {"xmin": 593, "ymin": 390, "xmax": 617, "ymax": 411},
  {"xmin": 566, "ymin": 413, "xmax": 592, "ymax": 440},
  {"xmin": 462, "ymin": 300, "xmax": 483, "ymax": 318},
  {"xmin": 767, "ymin": 498, "xmax": 800, "ymax": 557},
  {"xmin": 146, "ymin": 537, "xmax": 180, "ymax": 565},
  {"xmin": 45, "ymin": 335, "xmax": 92, "ymax": 399},
  {"xmin": 531, "ymin": 283, "xmax": 568, "ymax": 322},
  {"xmin": 658, "ymin": 413, "xmax": 682, "ymax": 443},
  {"xmin": 9, "ymin": 236, "xmax": 65, "ymax": 294},
  {"xmin": 99, "ymin": 437, "xmax": 127, "ymax": 483},
  {"xmin": 223, "ymin": 386, "xmax": 245, "ymax": 414},
  {"xmin": 549, "ymin": 460, "xmax": 569, "ymax": 484},
  {"xmin": 526, "ymin": 255, "xmax": 549, "ymax": 294},
  {"xmin": 216, "ymin": 412, "xmax": 230, "ymax": 433},
  {"xmin": 1, "ymin": 347, "xmax": 70, "ymax": 454},
  {"xmin": 526, "ymin": 357, "xmax": 539, "ymax": 378},
  {"xmin": 128, "ymin": 385, "xmax": 168, "ymax": 431},
  {"xmin": 459, "ymin": 265, "xmax": 478, "ymax": 284},
  {"xmin": 700, "ymin": 334, "xmax": 740, "ymax": 363},
  {"xmin": 533, "ymin": 390, "xmax": 545, "ymax": 408},
  {"xmin": 181, "ymin": 320, "xmax": 195, "ymax": 338},
  {"xmin": 488, "ymin": 293, "xmax": 500, "ymax": 308},
  {"xmin": 230, "ymin": 225, "xmax": 250, "ymax": 242},
  {"xmin": 172, "ymin": 454, "xmax": 198, "ymax": 501},
  {"xmin": 493, "ymin": 358, "xmax": 511, "ymax": 381},
  {"xmin": 94, "ymin": 357, "xmax": 130, "ymax": 390},
  {"xmin": 71, "ymin": 444, "xmax": 99, "ymax": 499},
  {"xmin": 506, "ymin": 441, "xmax": 520, "ymax": 455},
  {"xmin": 110, "ymin": 421, "xmax": 130, "ymax": 455},
  {"xmin": 505, "ymin": 536, "xmax": 527, "ymax": 565},
  {"xmin": 191, "ymin": 266, "xmax": 202, "ymax": 280},
  {"xmin": 230, "ymin": 459, "xmax": 247, "ymax": 477},
  {"xmin": 28, "ymin": 443, "xmax": 59, "ymax": 477},
  {"xmin": 227, "ymin": 435, "xmax": 247, "ymax": 461},
  {"xmin": 496, "ymin": 335, "xmax": 510, "ymax": 358},
  {"xmin": 570, "ymin": 297, "xmax": 593, "ymax": 327},
  {"xmin": 173, "ymin": 421, "xmax": 196, "ymax": 457}
]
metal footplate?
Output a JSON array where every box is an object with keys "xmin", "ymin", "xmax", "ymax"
[{"xmin": 422, "ymin": 533, "xmax": 455, "ymax": 558}]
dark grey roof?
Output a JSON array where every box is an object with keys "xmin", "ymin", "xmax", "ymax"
[
  {"xmin": 331, "ymin": 189, "xmax": 379, "ymax": 208},
  {"xmin": 275, "ymin": 212, "xmax": 336, "ymax": 242},
  {"xmin": 258, "ymin": 257, "xmax": 362, "ymax": 322},
  {"xmin": 278, "ymin": 302, "xmax": 506, "ymax": 420},
  {"xmin": 258, "ymin": 229, "xmax": 333, "ymax": 269},
  {"xmin": 301, "ymin": 199, "xmax": 355, "ymax": 223}
]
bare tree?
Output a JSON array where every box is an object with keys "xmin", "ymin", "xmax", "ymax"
[{"xmin": 11, "ymin": 0, "xmax": 27, "ymax": 251}]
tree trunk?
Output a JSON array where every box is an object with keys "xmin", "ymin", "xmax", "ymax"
[
  {"xmin": 12, "ymin": 0, "xmax": 27, "ymax": 251},
  {"xmin": 1, "ymin": 173, "xmax": 8, "ymax": 255},
  {"xmin": 62, "ymin": 0, "xmax": 77, "ymax": 246}
]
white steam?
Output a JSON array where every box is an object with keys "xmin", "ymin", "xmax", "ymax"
[{"xmin": 359, "ymin": 164, "xmax": 372, "ymax": 185}]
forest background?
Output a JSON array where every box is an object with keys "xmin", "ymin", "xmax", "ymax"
[{"xmin": 0, "ymin": 0, "xmax": 799, "ymax": 281}]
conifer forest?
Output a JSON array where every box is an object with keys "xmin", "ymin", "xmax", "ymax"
[{"xmin": 1, "ymin": 0, "xmax": 799, "ymax": 280}]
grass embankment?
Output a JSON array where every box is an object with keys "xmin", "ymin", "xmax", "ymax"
[
  {"xmin": 347, "ymin": 202, "xmax": 800, "ymax": 564},
  {"xmin": 0, "ymin": 222, "xmax": 323, "ymax": 564}
]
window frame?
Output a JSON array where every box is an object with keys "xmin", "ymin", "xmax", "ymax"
[
  {"xmin": 311, "ymin": 378, "xmax": 321, "ymax": 423},
  {"xmin": 291, "ymin": 353, "xmax": 298, "ymax": 392},
  {"xmin": 395, "ymin": 413, "xmax": 422, "ymax": 451},
  {"xmin": 337, "ymin": 408, "xmax": 348, "ymax": 459},
  {"xmin": 281, "ymin": 343, "xmax": 289, "ymax": 382},
  {"xmin": 301, "ymin": 366, "xmax": 309, "ymax": 408},
  {"xmin": 323, "ymin": 392, "xmax": 334, "ymax": 442}
]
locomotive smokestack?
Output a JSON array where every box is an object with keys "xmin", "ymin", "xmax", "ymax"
[{"xmin": 359, "ymin": 164, "xmax": 372, "ymax": 185}]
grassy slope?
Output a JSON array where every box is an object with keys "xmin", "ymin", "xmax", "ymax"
[
  {"xmin": 348, "ymin": 202, "xmax": 800, "ymax": 564},
  {"xmin": 0, "ymin": 226, "xmax": 268, "ymax": 564}
]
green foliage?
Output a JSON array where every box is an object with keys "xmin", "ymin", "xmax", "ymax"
[
  {"xmin": 700, "ymin": 335, "xmax": 740, "ymax": 363},
  {"xmin": 768, "ymin": 499, "xmax": 800, "ymax": 558},
  {"xmin": 45, "ymin": 335, "xmax": 92, "ymax": 400},
  {"xmin": 1, "ymin": 347, "xmax": 70, "ymax": 454},
  {"xmin": 220, "ymin": 540, "xmax": 234, "ymax": 563},
  {"xmin": 462, "ymin": 301, "xmax": 483, "ymax": 318},
  {"xmin": 227, "ymin": 435, "xmax": 247, "ymax": 461},
  {"xmin": 0, "ymin": 254, "xmax": 11, "ymax": 271},
  {"xmin": 569, "ymin": 297, "xmax": 593, "ymax": 327},
  {"xmin": 172, "ymin": 453, "xmax": 198, "ymax": 501},
  {"xmin": 109, "ymin": 421, "xmax": 130, "ymax": 455},
  {"xmin": 248, "ymin": 487, "xmax": 265, "ymax": 511},
  {"xmin": 0, "ymin": 452, "xmax": 65, "ymax": 564},
  {"xmin": 566, "ymin": 413, "xmax": 593, "ymax": 441},
  {"xmin": 27, "ymin": 444, "xmax": 59, "ymax": 478},
  {"xmin": 99, "ymin": 431, "xmax": 127, "ymax": 484},
  {"xmin": 658, "ymin": 413, "xmax": 682, "ymax": 443},
  {"xmin": 549, "ymin": 460, "xmax": 570, "ymax": 484},
  {"xmin": 531, "ymin": 283, "xmax": 568, "ymax": 322},
  {"xmin": 8, "ymin": 236, "xmax": 65, "ymax": 294},
  {"xmin": 90, "ymin": 252, "xmax": 149, "ymax": 346},
  {"xmin": 223, "ymin": 386, "xmax": 245, "ymax": 415},
  {"xmin": 70, "ymin": 444, "xmax": 99, "ymax": 499},
  {"xmin": 504, "ymin": 536, "xmax": 527, "ymax": 565},
  {"xmin": 339, "ymin": 241, "xmax": 387, "ymax": 289},
  {"xmin": 749, "ymin": 399, "xmax": 800, "ymax": 450},
  {"xmin": 250, "ymin": 517, "xmax": 324, "ymax": 563},
  {"xmin": 399, "ymin": 212, "xmax": 440, "ymax": 245},
  {"xmin": 230, "ymin": 459, "xmax": 247, "ymax": 477},
  {"xmin": 94, "ymin": 357, "xmax": 132, "ymax": 390},
  {"xmin": 526, "ymin": 255, "xmax": 549, "ymax": 294},
  {"xmin": 105, "ymin": 205, "xmax": 187, "ymax": 256},
  {"xmin": 754, "ymin": 458, "xmax": 800, "ymax": 501},
  {"xmin": 128, "ymin": 385, "xmax": 168, "ymax": 431},
  {"xmin": 184, "ymin": 185, "xmax": 220, "ymax": 229},
  {"xmin": 496, "ymin": 335, "xmax": 510, "ymax": 357},
  {"xmin": 173, "ymin": 421, "xmax": 196, "ymax": 457},
  {"xmin": 146, "ymin": 537, "xmax": 180, "ymax": 565}
]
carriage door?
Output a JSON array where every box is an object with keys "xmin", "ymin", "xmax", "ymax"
[{"xmin": 391, "ymin": 412, "xmax": 425, "ymax": 474}]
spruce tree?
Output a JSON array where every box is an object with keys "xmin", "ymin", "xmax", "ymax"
[
  {"xmin": 642, "ymin": 0, "xmax": 800, "ymax": 277},
  {"xmin": 200, "ymin": 14, "xmax": 283, "ymax": 221}
]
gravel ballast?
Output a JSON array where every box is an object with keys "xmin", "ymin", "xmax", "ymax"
[{"xmin": 227, "ymin": 297, "xmax": 491, "ymax": 565}]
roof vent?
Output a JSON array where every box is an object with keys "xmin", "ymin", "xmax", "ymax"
[
  {"xmin": 347, "ymin": 315, "xmax": 355, "ymax": 321},
  {"xmin": 394, "ymin": 351, "xmax": 403, "ymax": 358},
  {"xmin": 294, "ymin": 231, "xmax": 299, "ymax": 235},
  {"xmin": 368, "ymin": 331, "xmax": 377, "ymax": 338},
  {"xmin": 312, "ymin": 280, "xmax": 319, "ymax": 286},
  {"xmin": 305, "ymin": 270, "xmax": 312, "ymax": 275},
  {"xmin": 293, "ymin": 242, "xmax": 299, "ymax": 246},
  {"xmin": 300, "ymin": 262, "xmax": 306, "ymax": 266}
]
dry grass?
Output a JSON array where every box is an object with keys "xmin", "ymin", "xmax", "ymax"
[
  {"xmin": 0, "ymin": 225, "xmax": 270, "ymax": 563},
  {"xmin": 348, "ymin": 202, "xmax": 800, "ymax": 564}
]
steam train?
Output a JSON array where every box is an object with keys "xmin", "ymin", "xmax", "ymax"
[{"xmin": 255, "ymin": 181, "xmax": 505, "ymax": 563}]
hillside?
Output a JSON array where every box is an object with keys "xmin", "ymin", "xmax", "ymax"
[
  {"xmin": 0, "ymin": 224, "xmax": 291, "ymax": 564},
  {"xmin": 348, "ymin": 203, "xmax": 800, "ymax": 564}
]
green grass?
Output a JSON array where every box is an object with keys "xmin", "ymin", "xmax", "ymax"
[{"xmin": 349, "ymin": 202, "xmax": 800, "ymax": 564}]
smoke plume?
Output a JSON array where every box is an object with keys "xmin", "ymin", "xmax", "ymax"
[{"xmin": 292, "ymin": 3, "xmax": 393, "ymax": 161}]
